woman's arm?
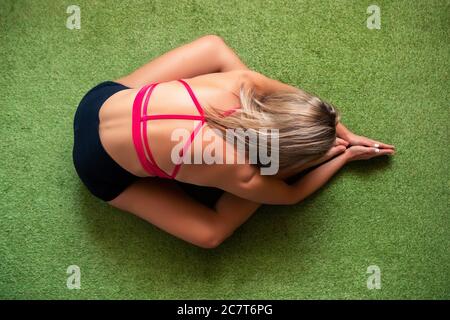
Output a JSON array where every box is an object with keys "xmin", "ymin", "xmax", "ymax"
[
  {"xmin": 276, "ymin": 141, "xmax": 349, "ymax": 180},
  {"xmin": 219, "ymin": 144, "xmax": 395, "ymax": 205},
  {"xmin": 336, "ymin": 122, "xmax": 352, "ymax": 140},
  {"xmin": 240, "ymin": 70, "xmax": 304, "ymax": 95},
  {"xmin": 116, "ymin": 34, "xmax": 249, "ymax": 88},
  {"xmin": 218, "ymin": 151, "xmax": 349, "ymax": 205}
]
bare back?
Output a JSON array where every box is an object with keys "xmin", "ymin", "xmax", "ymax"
[{"xmin": 98, "ymin": 71, "xmax": 246, "ymax": 186}]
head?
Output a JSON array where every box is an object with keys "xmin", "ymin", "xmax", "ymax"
[{"xmin": 202, "ymin": 83, "xmax": 340, "ymax": 173}]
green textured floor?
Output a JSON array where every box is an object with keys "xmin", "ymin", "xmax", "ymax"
[{"xmin": 1, "ymin": 0, "xmax": 449, "ymax": 299}]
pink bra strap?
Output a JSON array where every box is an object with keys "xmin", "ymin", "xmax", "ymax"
[
  {"xmin": 177, "ymin": 79, "xmax": 205, "ymax": 117},
  {"xmin": 142, "ymin": 114, "xmax": 204, "ymax": 121},
  {"xmin": 133, "ymin": 79, "xmax": 239, "ymax": 180},
  {"xmin": 141, "ymin": 83, "xmax": 172, "ymax": 179},
  {"xmin": 132, "ymin": 84, "xmax": 160, "ymax": 177},
  {"xmin": 170, "ymin": 119, "xmax": 205, "ymax": 178},
  {"xmin": 221, "ymin": 106, "xmax": 239, "ymax": 117}
]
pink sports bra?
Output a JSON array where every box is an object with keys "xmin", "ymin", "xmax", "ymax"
[{"xmin": 131, "ymin": 79, "xmax": 238, "ymax": 179}]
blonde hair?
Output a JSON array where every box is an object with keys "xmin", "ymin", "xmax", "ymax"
[{"xmin": 202, "ymin": 83, "xmax": 340, "ymax": 171}]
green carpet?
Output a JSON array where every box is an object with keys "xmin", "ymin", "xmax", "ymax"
[{"xmin": 0, "ymin": 0, "xmax": 448, "ymax": 299}]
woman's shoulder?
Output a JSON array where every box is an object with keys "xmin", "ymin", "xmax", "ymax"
[{"xmin": 186, "ymin": 70, "xmax": 251, "ymax": 96}]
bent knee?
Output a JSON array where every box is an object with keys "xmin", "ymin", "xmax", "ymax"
[
  {"xmin": 195, "ymin": 225, "xmax": 231, "ymax": 249},
  {"xmin": 198, "ymin": 237, "xmax": 222, "ymax": 249},
  {"xmin": 198, "ymin": 34, "xmax": 228, "ymax": 54},
  {"xmin": 200, "ymin": 34, "xmax": 225, "ymax": 46}
]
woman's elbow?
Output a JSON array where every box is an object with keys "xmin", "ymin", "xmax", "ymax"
[
  {"xmin": 238, "ymin": 181, "xmax": 296, "ymax": 205},
  {"xmin": 277, "ymin": 190, "xmax": 298, "ymax": 205},
  {"xmin": 267, "ymin": 196, "xmax": 297, "ymax": 206}
]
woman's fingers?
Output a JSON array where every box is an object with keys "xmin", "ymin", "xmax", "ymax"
[
  {"xmin": 323, "ymin": 145, "xmax": 346, "ymax": 161},
  {"xmin": 371, "ymin": 147, "xmax": 395, "ymax": 157},
  {"xmin": 361, "ymin": 137, "xmax": 395, "ymax": 150},
  {"xmin": 374, "ymin": 141, "xmax": 395, "ymax": 150},
  {"xmin": 335, "ymin": 137, "xmax": 349, "ymax": 147},
  {"xmin": 347, "ymin": 145, "xmax": 395, "ymax": 161},
  {"xmin": 331, "ymin": 145, "xmax": 347, "ymax": 156}
]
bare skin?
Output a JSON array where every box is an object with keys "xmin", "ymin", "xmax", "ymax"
[{"xmin": 97, "ymin": 35, "xmax": 395, "ymax": 248}]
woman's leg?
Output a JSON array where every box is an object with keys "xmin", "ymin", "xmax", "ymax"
[
  {"xmin": 108, "ymin": 178, "xmax": 260, "ymax": 249},
  {"xmin": 115, "ymin": 34, "xmax": 249, "ymax": 88},
  {"xmin": 109, "ymin": 140, "xmax": 345, "ymax": 249}
]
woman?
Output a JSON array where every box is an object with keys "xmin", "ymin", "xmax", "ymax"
[{"xmin": 73, "ymin": 35, "xmax": 395, "ymax": 249}]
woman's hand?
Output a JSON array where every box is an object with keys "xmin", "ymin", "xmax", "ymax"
[
  {"xmin": 344, "ymin": 145, "xmax": 395, "ymax": 162},
  {"xmin": 345, "ymin": 132, "xmax": 395, "ymax": 150},
  {"xmin": 333, "ymin": 122, "xmax": 395, "ymax": 162},
  {"xmin": 275, "ymin": 139, "xmax": 348, "ymax": 180},
  {"xmin": 336, "ymin": 122, "xmax": 395, "ymax": 149},
  {"xmin": 314, "ymin": 143, "xmax": 347, "ymax": 165},
  {"xmin": 305, "ymin": 138, "xmax": 349, "ymax": 169},
  {"xmin": 336, "ymin": 137, "xmax": 350, "ymax": 148}
]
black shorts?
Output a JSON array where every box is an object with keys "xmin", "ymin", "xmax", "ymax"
[
  {"xmin": 72, "ymin": 81, "xmax": 223, "ymax": 207},
  {"xmin": 72, "ymin": 81, "xmax": 138, "ymax": 201}
]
